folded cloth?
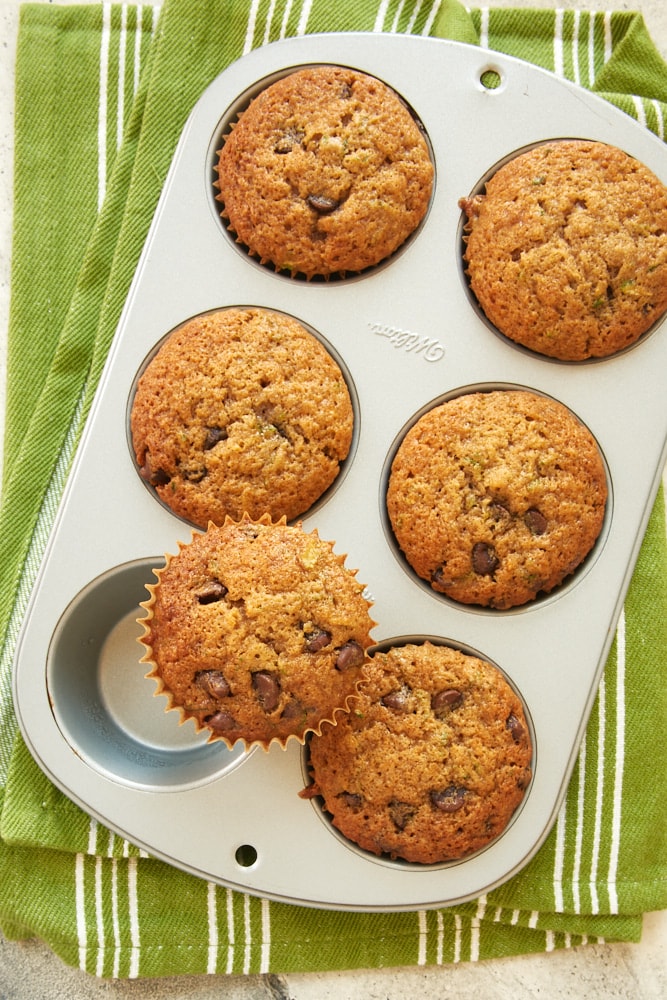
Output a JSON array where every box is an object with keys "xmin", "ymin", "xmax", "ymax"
[{"xmin": 1, "ymin": 0, "xmax": 666, "ymax": 979}]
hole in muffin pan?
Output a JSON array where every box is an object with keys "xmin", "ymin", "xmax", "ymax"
[
  {"xmin": 46, "ymin": 558, "xmax": 253, "ymax": 790},
  {"xmin": 456, "ymin": 137, "xmax": 667, "ymax": 364},
  {"xmin": 205, "ymin": 62, "xmax": 436, "ymax": 282},
  {"xmin": 478, "ymin": 66, "xmax": 504, "ymax": 92},
  {"xmin": 379, "ymin": 382, "xmax": 613, "ymax": 615},
  {"xmin": 300, "ymin": 635, "xmax": 535, "ymax": 871},
  {"xmin": 235, "ymin": 844, "xmax": 259, "ymax": 869},
  {"xmin": 125, "ymin": 304, "xmax": 361, "ymax": 531}
]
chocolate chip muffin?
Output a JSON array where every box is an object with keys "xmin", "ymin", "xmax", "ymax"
[
  {"xmin": 138, "ymin": 515, "xmax": 375, "ymax": 749},
  {"xmin": 301, "ymin": 642, "xmax": 532, "ymax": 863},
  {"xmin": 386, "ymin": 389, "xmax": 608, "ymax": 609},
  {"xmin": 130, "ymin": 307, "xmax": 354, "ymax": 528},
  {"xmin": 460, "ymin": 140, "xmax": 667, "ymax": 360},
  {"xmin": 214, "ymin": 65, "xmax": 433, "ymax": 278}
]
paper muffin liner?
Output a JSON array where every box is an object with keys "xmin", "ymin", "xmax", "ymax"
[
  {"xmin": 212, "ymin": 66, "xmax": 434, "ymax": 282},
  {"xmin": 137, "ymin": 513, "xmax": 376, "ymax": 753}
]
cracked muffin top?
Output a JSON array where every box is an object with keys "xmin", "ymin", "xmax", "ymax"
[
  {"xmin": 138, "ymin": 515, "xmax": 375, "ymax": 749},
  {"xmin": 130, "ymin": 306, "xmax": 354, "ymax": 528},
  {"xmin": 214, "ymin": 65, "xmax": 434, "ymax": 278},
  {"xmin": 301, "ymin": 642, "xmax": 532, "ymax": 864},
  {"xmin": 386, "ymin": 389, "xmax": 608, "ymax": 609},
  {"xmin": 459, "ymin": 139, "xmax": 667, "ymax": 360}
]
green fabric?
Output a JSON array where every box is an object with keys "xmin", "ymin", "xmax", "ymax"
[{"xmin": 1, "ymin": 0, "xmax": 666, "ymax": 979}]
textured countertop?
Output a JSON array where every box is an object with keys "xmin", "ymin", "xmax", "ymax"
[{"xmin": 0, "ymin": 1, "xmax": 665, "ymax": 997}]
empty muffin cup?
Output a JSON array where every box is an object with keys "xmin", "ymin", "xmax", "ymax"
[{"xmin": 46, "ymin": 558, "xmax": 249, "ymax": 789}]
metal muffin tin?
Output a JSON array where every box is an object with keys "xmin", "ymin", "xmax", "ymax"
[{"xmin": 13, "ymin": 34, "xmax": 667, "ymax": 911}]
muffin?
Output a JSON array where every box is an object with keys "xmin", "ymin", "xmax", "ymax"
[
  {"xmin": 214, "ymin": 65, "xmax": 433, "ymax": 278},
  {"xmin": 130, "ymin": 307, "xmax": 354, "ymax": 527},
  {"xmin": 138, "ymin": 515, "xmax": 375, "ymax": 749},
  {"xmin": 301, "ymin": 642, "xmax": 532, "ymax": 864},
  {"xmin": 386, "ymin": 389, "xmax": 608, "ymax": 609},
  {"xmin": 460, "ymin": 140, "xmax": 667, "ymax": 360}
]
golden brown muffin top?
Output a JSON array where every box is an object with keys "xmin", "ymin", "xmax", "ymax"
[{"xmin": 215, "ymin": 66, "xmax": 433, "ymax": 277}]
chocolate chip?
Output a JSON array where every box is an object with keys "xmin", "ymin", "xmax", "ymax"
[
  {"xmin": 303, "ymin": 627, "xmax": 332, "ymax": 653},
  {"xmin": 196, "ymin": 581, "xmax": 228, "ymax": 604},
  {"xmin": 431, "ymin": 565, "xmax": 449, "ymax": 588},
  {"xmin": 196, "ymin": 670, "xmax": 231, "ymax": 699},
  {"xmin": 430, "ymin": 786, "xmax": 467, "ymax": 813},
  {"xmin": 517, "ymin": 770, "xmax": 531, "ymax": 791},
  {"xmin": 274, "ymin": 127, "xmax": 304, "ymax": 153},
  {"xmin": 381, "ymin": 686, "xmax": 410, "ymax": 711},
  {"xmin": 431, "ymin": 688, "xmax": 463, "ymax": 715},
  {"xmin": 489, "ymin": 501, "xmax": 511, "ymax": 522},
  {"xmin": 281, "ymin": 699, "xmax": 304, "ymax": 720},
  {"xmin": 182, "ymin": 464, "xmax": 207, "ymax": 483},
  {"xmin": 335, "ymin": 641, "xmax": 365, "ymax": 671},
  {"xmin": 524, "ymin": 508, "xmax": 548, "ymax": 535},
  {"xmin": 307, "ymin": 194, "xmax": 339, "ymax": 214},
  {"xmin": 206, "ymin": 710, "xmax": 237, "ymax": 731},
  {"xmin": 337, "ymin": 792, "xmax": 363, "ymax": 811},
  {"xmin": 506, "ymin": 713, "xmax": 526, "ymax": 744},
  {"xmin": 389, "ymin": 800, "xmax": 415, "ymax": 830},
  {"xmin": 472, "ymin": 541, "xmax": 499, "ymax": 576},
  {"xmin": 252, "ymin": 671, "xmax": 281, "ymax": 713},
  {"xmin": 204, "ymin": 426, "xmax": 227, "ymax": 450},
  {"xmin": 139, "ymin": 456, "xmax": 170, "ymax": 486}
]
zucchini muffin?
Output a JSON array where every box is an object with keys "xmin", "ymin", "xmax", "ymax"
[
  {"xmin": 130, "ymin": 307, "xmax": 353, "ymax": 528},
  {"xmin": 301, "ymin": 642, "xmax": 532, "ymax": 864},
  {"xmin": 386, "ymin": 389, "xmax": 608, "ymax": 609},
  {"xmin": 460, "ymin": 140, "xmax": 667, "ymax": 360},
  {"xmin": 138, "ymin": 516, "xmax": 375, "ymax": 749},
  {"xmin": 214, "ymin": 65, "xmax": 434, "ymax": 278}
]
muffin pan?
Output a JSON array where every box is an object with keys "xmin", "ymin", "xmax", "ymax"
[{"xmin": 12, "ymin": 34, "xmax": 667, "ymax": 911}]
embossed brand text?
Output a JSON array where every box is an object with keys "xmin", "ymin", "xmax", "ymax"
[{"xmin": 370, "ymin": 322, "xmax": 445, "ymax": 362}]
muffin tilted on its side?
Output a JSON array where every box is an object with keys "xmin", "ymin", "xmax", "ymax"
[{"xmin": 138, "ymin": 515, "xmax": 375, "ymax": 750}]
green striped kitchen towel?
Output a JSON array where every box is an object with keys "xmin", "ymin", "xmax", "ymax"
[{"xmin": 0, "ymin": 0, "xmax": 666, "ymax": 978}]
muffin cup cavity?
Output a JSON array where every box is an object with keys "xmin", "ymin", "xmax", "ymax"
[
  {"xmin": 46, "ymin": 559, "xmax": 250, "ymax": 790},
  {"xmin": 127, "ymin": 305, "xmax": 360, "ymax": 530},
  {"xmin": 300, "ymin": 637, "xmax": 534, "ymax": 868},
  {"xmin": 458, "ymin": 138, "xmax": 667, "ymax": 362},
  {"xmin": 382, "ymin": 384, "xmax": 612, "ymax": 613},
  {"xmin": 208, "ymin": 63, "xmax": 435, "ymax": 281}
]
